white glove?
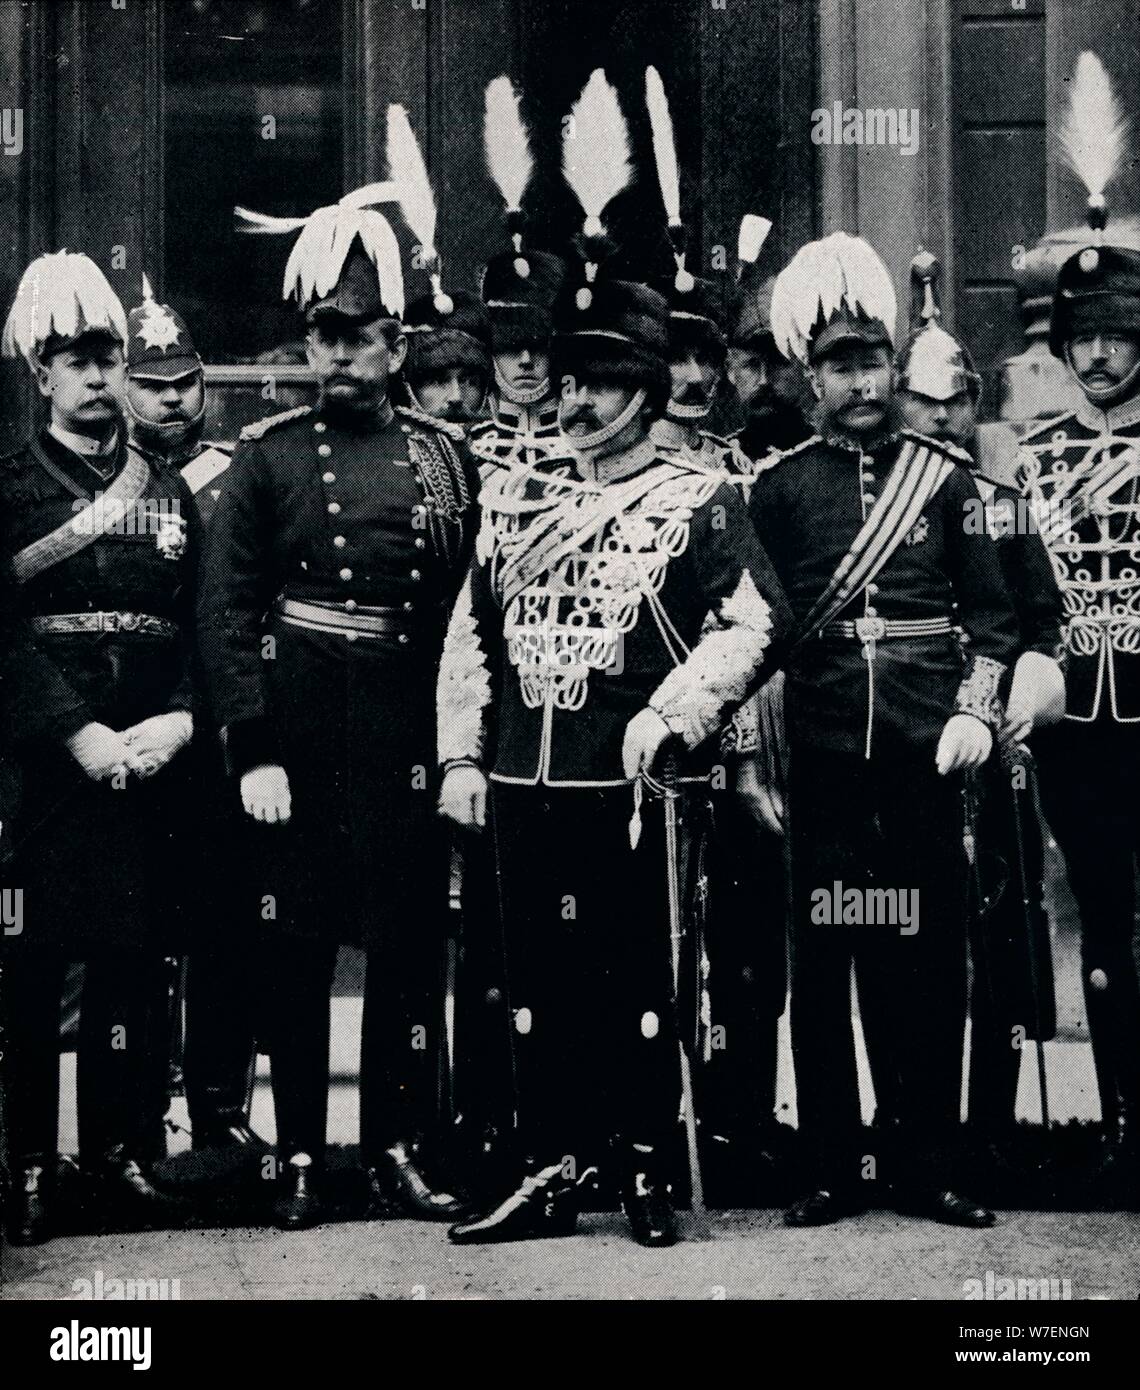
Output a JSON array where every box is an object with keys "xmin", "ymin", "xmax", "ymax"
[
  {"xmin": 936, "ymin": 713, "xmax": 993, "ymax": 775},
  {"xmin": 1003, "ymin": 651, "xmax": 1065, "ymax": 745},
  {"xmin": 240, "ymin": 764, "xmax": 291, "ymax": 824},
  {"xmin": 622, "ymin": 707, "xmax": 672, "ymax": 780},
  {"xmin": 437, "ymin": 764, "xmax": 488, "ymax": 831},
  {"xmin": 735, "ymin": 755, "xmax": 784, "ymax": 836},
  {"xmin": 122, "ymin": 710, "xmax": 193, "ymax": 777},
  {"xmin": 66, "ymin": 722, "xmax": 145, "ymax": 781}
]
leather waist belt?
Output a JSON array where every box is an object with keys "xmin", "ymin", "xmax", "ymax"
[
  {"xmin": 31, "ymin": 611, "xmax": 177, "ymax": 637},
  {"xmin": 821, "ymin": 615, "xmax": 954, "ymax": 642},
  {"xmin": 277, "ymin": 597, "xmax": 419, "ymax": 643}
]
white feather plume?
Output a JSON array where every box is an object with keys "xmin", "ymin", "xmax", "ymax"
[
  {"xmin": 562, "ymin": 68, "xmax": 631, "ymax": 238},
  {"xmin": 484, "ymin": 76, "xmax": 533, "ymax": 214},
  {"xmin": 769, "ymin": 231, "xmax": 896, "ymax": 364},
  {"xmin": 1059, "ymin": 51, "xmax": 1128, "ymax": 200},
  {"xmin": 3, "ymin": 250, "xmax": 127, "ymax": 362},
  {"xmin": 141, "ymin": 272, "xmax": 155, "ymax": 304},
  {"xmin": 736, "ymin": 214, "xmax": 772, "ymax": 270},
  {"xmin": 645, "ymin": 66, "xmax": 680, "ymax": 228},
  {"xmin": 234, "ymin": 206, "xmax": 310, "ymax": 234},
  {"xmin": 387, "ymin": 104, "xmax": 438, "ymax": 267}
]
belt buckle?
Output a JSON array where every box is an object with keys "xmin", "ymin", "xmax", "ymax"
[
  {"xmin": 117, "ymin": 613, "xmax": 140, "ymax": 632},
  {"xmin": 854, "ymin": 615, "xmax": 886, "ymax": 643}
]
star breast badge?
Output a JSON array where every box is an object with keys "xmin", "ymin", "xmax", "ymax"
[{"xmin": 904, "ymin": 514, "xmax": 929, "ymax": 547}]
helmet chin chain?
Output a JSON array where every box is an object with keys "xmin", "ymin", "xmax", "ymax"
[
  {"xmin": 1065, "ymin": 343, "xmax": 1140, "ymax": 409},
  {"xmin": 127, "ymin": 389, "xmax": 206, "ymax": 451},
  {"xmin": 495, "ymin": 367, "xmax": 550, "ymax": 406},
  {"xmin": 563, "ymin": 387, "xmax": 647, "ymax": 455},
  {"xmin": 667, "ymin": 398, "xmax": 712, "ymax": 421}
]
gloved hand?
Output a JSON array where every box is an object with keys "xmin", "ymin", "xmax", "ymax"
[
  {"xmin": 622, "ymin": 707, "xmax": 672, "ymax": 780},
  {"xmin": 437, "ymin": 764, "xmax": 488, "ymax": 830},
  {"xmin": 66, "ymin": 722, "xmax": 145, "ymax": 781},
  {"xmin": 1002, "ymin": 651, "xmax": 1065, "ymax": 745},
  {"xmin": 935, "ymin": 713, "xmax": 993, "ymax": 774},
  {"xmin": 735, "ymin": 755, "xmax": 784, "ymax": 836},
  {"xmin": 240, "ymin": 764, "xmax": 292, "ymax": 824},
  {"xmin": 122, "ymin": 711, "xmax": 193, "ymax": 777}
]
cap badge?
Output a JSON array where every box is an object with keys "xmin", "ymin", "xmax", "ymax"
[
  {"xmin": 1079, "ymin": 248, "xmax": 1099, "ymax": 274},
  {"xmin": 136, "ymin": 301, "xmax": 181, "ymax": 352}
]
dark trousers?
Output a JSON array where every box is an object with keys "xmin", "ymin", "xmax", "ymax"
[
  {"xmin": 788, "ymin": 745, "xmax": 968, "ymax": 1193},
  {"xmin": 697, "ymin": 787, "xmax": 787, "ymax": 1139},
  {"xmin": 184, "ymin": 945, "xmax": 258, "ymax": 1142},
  {"xmin": 260, "ymin": 932, "xmax": 446, "ymax": 1165},
  {"xmin": 2, "ymin": 950, "xmax": 170, "ymax": 1165},
  {"xmin": 968, "ymin": 755, "xmax": 1054, "ymax": 1138},
  {"xmin": 491, "ymin": 784, "xmax": 680, "ymax": 1166},
  {"xmin": 1034, "ymin": 718, "xmax": 1140, "ymax": 1124}
]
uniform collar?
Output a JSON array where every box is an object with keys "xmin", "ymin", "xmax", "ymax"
[
  {"xmin": 1073, "ymin": 390, "xmax": 1140, "ymax": 435},
  {"xmin": 48, "ymin": 420, "xmax": 119, "ymax": 459},
  {"xmin": 574, "ymin": 437, "xmax": 659, "ymax": 486},
  {"xmin": 492, "ymin": 394, "xmax": 559, "ymax": 430},
  {"xmin": 650, "ymin": 416, "xmax": 698, "ymax": 451}
]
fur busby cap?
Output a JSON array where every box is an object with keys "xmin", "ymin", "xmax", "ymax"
[
  {"xmin": 3, "ymin": 251, "xmax": 128, "ymax": 364},
  {"xmin": 551, "ymin": 275, "xmax": 671, "ymax": 407},
  {"xmin": 480, "ymin": 249, "xmax": 566, "ymax": 350},
  {"xmin": 652, "ymin": 272, "xmax": 726, "ymax": 359},
  {"xmin": 1050, "ymin": 243, "xmax": 1140, "ymax": 355},
  {"xmin": 403, "ymin": 288, "xmax": 493, "ymax": 378},
  {"xmin": 127, "ymin": 275, "xmax": 202, "ymax": 380}
]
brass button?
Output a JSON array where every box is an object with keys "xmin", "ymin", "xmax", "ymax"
[
  {"xmin": 333, "ymin": 535, "xmax": 346, "ymax": 548},
  {"xmin": 314, "ymin": 421, "xmax": 327, "ymax": 434},
  {"xmin": 344, "ymin": 599, "xmax": 358, "ymax": 612},
  {"xmin": 339, "ymin": 567, "xmax": 353, "ymax": 581},
  {"xmin": 866, "ymin": 583, "xmax": 879, "ymax": 597},
  {"xmin": 398, "ymin": 633, "xmax": 410, "ymax": 645},
  {"xmin": 414, "ymin": 537, "xmax": 426, "ymax": 550},
  {"xmin": 317, "ymin": 443, "xmax": 332, "ymax": 457},
  {"xmin": 401, "ymin": 423, "xmax": 411, "ymax": 432},
  {"xmin": 328, "ymin": 502, "xmax": 341, "ymax": 515},
  {"xmin": 322, "ymin": 471, "xmax": 335, "ymax": 483},
  {"xmin": 865, "ymin": 606, "xmax": 878, "ymax": 618},
  {"xmin": 344, "ymin": 630, "xmax": 357, "ymax": 643},
  {"xmin": 403, "ymin": 601, "xmax": 414, "ymax": 612},
  {"xmin": 410, "ymin": 569, "xmax": 422, "ymax": 581},
  {"xmin": 861, "ymin": 471, "xmax": 875, "ymax": 484},
  {"xmin": 862, "ymin": 493, "xmax": 875, "ymax": 506}
]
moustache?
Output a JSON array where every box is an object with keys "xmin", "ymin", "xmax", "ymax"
[{"xmin": 562, "ymin": 407, "xmax": 601, "ymax": 429}]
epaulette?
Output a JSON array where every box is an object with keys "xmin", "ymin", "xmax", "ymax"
[
  {"xmin": 901, "ymin": 428, "xmax": 973, "ymax": 467},
  {"xmin": 396, "ymin": 404, "xmax": 466, "ymax": 442},
  {"xmin": 238, "ymin": 405, "xmax": 312, "ymax": 442}
]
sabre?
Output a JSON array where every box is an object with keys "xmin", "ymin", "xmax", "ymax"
[
  {"xmin": 655, "ymin": 751, "xmax": 708, "ymax": 1239},
  {"xmin": 1002, "ymin": 740, "xmax": 1052, "ymax": 1132}
]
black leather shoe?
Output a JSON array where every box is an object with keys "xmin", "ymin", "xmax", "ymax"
[
  {"xmin": 896, "ymin": 1188, "xmax": 996, "ymax": 1228},
  {"xmin": 7, "ymin": 1162, "xmax": 50, "ymax": 1246},
  {"xmin": 619, "ymin": 1153, "xmax": 679, "ymax": 1248},
  {"xmin": 94, "ymin": 1149, "xmax": 179, "ymax": 1228},
  {"xmin": 270, "ymin": 1153, "xmax": 323, "ymax": 1231},
  {"xmin": 366, "ymin": 1142, "xmax": 465, "ymax": 1221},
  {"xmin": 448, "ymin": 1161, "xmax": 578, "ymax": 1245},
  {"xmin": 784, "ymin": 1188, "xmax": 864, "ymax": 1227}
]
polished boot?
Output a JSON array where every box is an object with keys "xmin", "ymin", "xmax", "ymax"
[
  {"xmin": 6, "ymin": 1161, "xmax": 51, "ymax": 1246},
  {"xmin": 894, "ymin": 1187, "xmax": 996, "ymax": 1228},
  {"xmin": 448, "ymin": 1160, "xmax": 578, "ymax": 1245},
  {"xmin": 92, "ymin": 1147, "xmax": 180, "ymax": 1229},
  {"xmin": 619, "ymin": 1146, "xmax": 679, "ymax": 1248},
  {"xmin": 784, "ymin": 1187, "xmax": 866, "ymax": 1228},
  {"xmin": 270, "ymin": 1152, "xmax": 323, "ymax": 1231},
  {"xmin": 366, "ymin": 1142, "xmax": 465, "ymax": 1221}
]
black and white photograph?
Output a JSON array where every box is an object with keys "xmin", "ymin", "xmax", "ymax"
[{"xmin": 0, "ymin": 0, "xmax": 1136, "ymax": 1348}]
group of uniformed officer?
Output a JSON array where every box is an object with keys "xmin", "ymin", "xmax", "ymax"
[{"xmin": 2, "ymin": 55, "xmax": 1140, "ymax": 1251}]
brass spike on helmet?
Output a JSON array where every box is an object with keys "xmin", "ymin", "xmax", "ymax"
[{"xmin": 896, "ymin": 251, "xmax": 980, "ymax": 402}]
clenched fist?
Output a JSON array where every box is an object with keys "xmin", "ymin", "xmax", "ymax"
[
  {"xmin": 622, "ymin": 707, "xmax": 672, "ymax": 780},
  {"xmin": 241, "ymin": 764, "xmax": 292, "ymax": 824},
  {"xmin": 438, "ymin": 764, "xmax": 488, "ymax": 830},
  {"xmin": 935, "ymin": 713, "xmax": 993, "ymax": 775}
]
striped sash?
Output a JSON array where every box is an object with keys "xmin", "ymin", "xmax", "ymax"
[
  {"xmin": 11, "ymin": 445, "xmax": 152, "ymax": 585},
  {"xmin": 797, "ymin": 439, "xmax": 954, "ymax": 645}
]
